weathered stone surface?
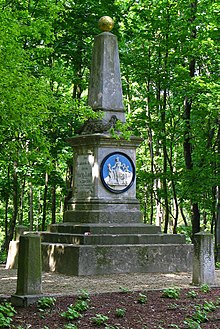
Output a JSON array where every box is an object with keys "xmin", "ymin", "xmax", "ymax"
[
  {"xmin": 65, "ymin": 134, "xmax": 143, "ymax": 224},
  {"xmin": 42, "ymin": 243, "xmax": 193, "ymax": 276},
  {"xmin": 88, "ymin": 32, "xmax": 125, "ymax": 123},
  {"xmin": 41, "ymin": 232, "xmax": 186, "ymax": 245},
  {"xmin": 15, "ymin": 234, "xmax": 42, "ymax": 295},
  {"xmin": 5, "ymin": 241, "xmax": 19, "ymax": 269},
  {"xmin": 6, "ymin": 226, "xmax": 29, "ymax": 270},
  {"xmin": 192, "ymin": 232, "xmax": 216, "ymax": 285},
  {"xmin": 41, "ymin": 222, "xmax": 192, "ymax": 276},
  {"xmin": 48, "ymin": 223, "xmax": 161, "ymax": 235},
  {"xmin": 11, "ymin": 294, "xmax": 42, "ymax": 307}
]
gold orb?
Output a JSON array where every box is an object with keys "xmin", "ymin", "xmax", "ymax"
[{"xmin": 98, "ymin": 16, "xmax": 114, "ymax": 32}]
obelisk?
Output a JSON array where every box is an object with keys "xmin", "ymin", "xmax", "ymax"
[
  {"xmin": 88, "ymin": 16, "xmax": 125, "ymax": 123},
  {"xmin": 64, "ymin": 16, "xmax": 143, "ymax": 224}
]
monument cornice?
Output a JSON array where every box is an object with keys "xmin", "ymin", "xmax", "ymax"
[{"xmin": 67, "ymin": 133, "xmax": 143, "ymax": 149}]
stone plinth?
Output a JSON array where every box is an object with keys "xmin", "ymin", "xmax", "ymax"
[
  {"xmin": 15, "ymin": 234, "xmax": 42, "ymax": 295},
  {"xmin": 11, "ymin": 234, "xmax": 42, "ymax": 306},
  {"xmin": 65, "ymin": 133, "xmax": 143, "ymax": 224},
  {"xmin": 192, "ymin": 232, "xmax": 216, "ymax": 286}
]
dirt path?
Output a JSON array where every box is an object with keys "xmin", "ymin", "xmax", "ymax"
[{"xmin": 1, "ymin": 265, "xmax": 220, "ymax": 298}]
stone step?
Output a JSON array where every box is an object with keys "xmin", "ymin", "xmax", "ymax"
[
  {"xmin": 48, "ymin": 223, "xmax": 162, "ymax": 235},
  {"xmin": 41, "ymin": 242, "xmax": 193, "ymax": 276},
  {"xmin": 41, "ymin": 232, "xmax": 186, "ymax": 245}
]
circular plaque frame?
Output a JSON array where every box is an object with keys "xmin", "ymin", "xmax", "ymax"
[{"xmin": 100, "ymin": 152, "xmax": 135, "ymax": 194}]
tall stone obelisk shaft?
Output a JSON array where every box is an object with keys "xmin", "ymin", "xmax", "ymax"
[{"xmin": 88, "ymin": 32, "xmax": 125, "ymax": 123}]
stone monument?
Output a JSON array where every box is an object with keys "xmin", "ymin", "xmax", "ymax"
[
  {"xmin": 11, "ymin": 234, "xmax": 42, "ymax": 306},
  {"xmin": 63, "ymin": 16, "xmax": 142, "ymax": 225},
  {"xmin": 192, "ymin": 232, "xmax": 216, "ymax": 286},
  {"xmin": 41, "ymin": 16, "xmax": 193, "ymax": 275}
]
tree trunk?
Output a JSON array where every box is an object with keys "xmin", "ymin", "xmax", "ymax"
[
  {"xmin": 42, "ymin": 172, "xmax": 48, "ymax": 231},
  {"xmin": 184, "ymin": 95, "xmax": 200, "ymax": 239},
  {"xmin": 64, "ymin": 162, "xmax": 73, "ymax": 215},
  {"xmin": 215, "ymin": 118, "xmax": 220, "ymax": 260},
  {"xmin": 29, "ymin": 181, "xmax": 33, "ymax": 231},
  {"xmin": 18, "ymin": 176, "xmax": 26, "ymax": 225},
  {"xmin": 183, "ymin": 0, "xmax": 200, "ymax": 241},
  {"xmin": 6, "ymin": 161, "xmax": 19, "ymax": 250},
  {"xmin": 51, "ymin": 185, "xmax": 56, "ymax": 224},
  {"xmin": 161, "ymin": 89, "xmax": 169, "ymax": 233},
  {"xmin": 145, "ymin": 77, "xmax": 155, "ymax": 225},
  {"xmin": 216, "ymin": 189, "xmax": 220, "ymax": 261}
]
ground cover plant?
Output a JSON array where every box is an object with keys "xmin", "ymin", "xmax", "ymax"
[{"xmin": 5, "ymin": 287, "xmax": 220, "ymax": 329}]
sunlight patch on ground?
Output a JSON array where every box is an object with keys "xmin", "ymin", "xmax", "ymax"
[
  {"xmin": 164, "ymin": 273, "xmax": 179, "ymax": 278},
  {"xmin": 0, "ymin": 276, "xmax": 17, "ymax": 281}
]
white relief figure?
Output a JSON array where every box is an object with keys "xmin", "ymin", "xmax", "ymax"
[
  {"xmin": 111, "ymin": 156, "xmax": 123, "ymax": 184},
  {"xmin": 123, "ymin": 165, "xmax": 131, "ymax": 184},
  {"xmin": 107, "ymin": 163, "xmax": 114, "ymax": 182}
]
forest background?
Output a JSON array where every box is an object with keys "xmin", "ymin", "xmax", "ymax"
[{"xmin": 0, "ymin": 0, "xmax": 219, "ymax": 261}]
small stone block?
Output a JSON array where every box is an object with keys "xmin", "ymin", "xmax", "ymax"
[
  {"xmin": 192, "ymin": 232, "xmax": 216, "ymax": 286},
  {"xmin": 11, "ymin": 294, "xmax": 42, "ymax": 307},
  {"xmin": 16, "ymin": 234, "xmax": 42, "ymax": 295}
]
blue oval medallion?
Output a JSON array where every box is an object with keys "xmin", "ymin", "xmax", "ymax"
[{"xmin": 100, "ymin": 152, "xmax": 135, "ymax": 193}]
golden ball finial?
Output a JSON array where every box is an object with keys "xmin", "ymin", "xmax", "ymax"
[{"xmin": 98, "ymin": 16, "xmax": 114, "ymax": 32}]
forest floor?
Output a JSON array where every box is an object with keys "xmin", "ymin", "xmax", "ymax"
[{"xmin": 1, "ymin": 266, "xmax": 220, "ymax": 328}]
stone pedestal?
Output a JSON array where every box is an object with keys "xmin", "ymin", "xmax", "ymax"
[
  {"xmin": 192, "ymin": 232, "xmax": 216, "ymax": 286},
  {"xmin": 64, "ymin": 134, "xmax": 142, "ymax": 224},
  {"xmin": 11, "ymin": 234, "xmax": 42, "ymax": 306}
]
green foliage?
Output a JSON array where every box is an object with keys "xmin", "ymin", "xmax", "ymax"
[
  {"xmin": 91, "ymin": 313, "xmax": 109, "ymax": 326},
  {"xmin": 202, "ymin": 301, "xmax": 216, "ymax": 312},
  {"xmin": 0, "ymin": 250, "xmax": 7, "ymax": 264},
  {"xmin": 61, "ymin": 305, "xmax": 82, "ymax": 321},
  {"xmin": 119, "ymin": 286, "xmax": 130, "ymax": 293},
  {"xmin": 184, "ymin": 319, "xmax": 202, "ymax": 329},
  {"xmin": 162, "ymin": 288, "xmax": 180, "ymax": 299},
  {"xmin": 63, "ymin": 324, "xmax": 78, "ymax": 329},
  {"xmin": 200, "ymin": 284, "xmax": 210, "ymax": 293},
  {"xmin": 61, "ymin": 293, "xmax": 90, "ymax": 323},
  {"xmin": 137, "ymin": 293, "xmax": 147, "ymax": 304},
  {"xmin": 77, "ymin": 289, "xmax": 90, "ymax": 301},
  {"xmin": 191, "ymin": 306, "xmax": 208, "ymax": 323},
  {"xmin": 215, "ymin": 262, "xmax": 220, "ymax": 269},
  {"xmin": 183, "ymin": 296, "xmax": 220, "ymax": 329},
  {"xmin": 74, "ymin": 300, "xmax": 89, "ymax": 312},
  {"xmin": 115, "ymin": 307, "xmax": 126, "ymax": 317},
  {"xmin": 0, "ymin": 302, "xmax": 16, "ymax": 328},
  {"xmin": 187, "ymin": 290, "xmax": 198, "ymax": 299},
  {"xmin": 176, "ymin": 226, "xmax": 192, "ymax": 243},
  {"xmin": 37, "ymin": 297, "xmax": 56, "ymax": 311}
]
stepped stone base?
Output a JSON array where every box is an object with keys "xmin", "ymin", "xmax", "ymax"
[
  {"xmin": 41, "ymin": 223, "xmax": 193, "ymax": 276},
  {"xmin": 42, "ymin": 243, "xmax": 193, "ymax": 276}
]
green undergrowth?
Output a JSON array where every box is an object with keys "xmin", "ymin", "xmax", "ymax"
[
  {"xmin": 0, "ymin": 302, "xmax": 16, "ymax": 328},
  {"xmin": 8, "ymin": 284, "xmax": 220, "ymax": 329}
]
